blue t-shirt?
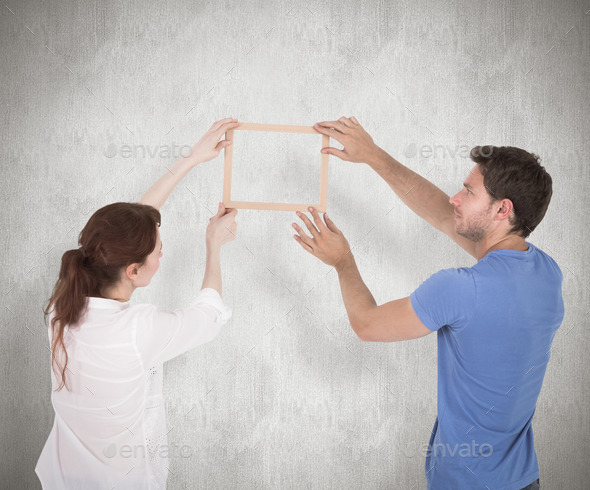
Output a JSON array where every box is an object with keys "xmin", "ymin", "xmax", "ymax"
[{"xmin": 410, "ymin": 241, "xmax": 564, "ymax": 490}]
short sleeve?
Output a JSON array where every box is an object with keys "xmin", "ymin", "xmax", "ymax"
[
  {"xmin": 410, "ymin": 267, "xmax": 476, "ymax": 332},
  {"xmin": 135, "ymin": 288, "xmax": 232, "ymax": 366}
]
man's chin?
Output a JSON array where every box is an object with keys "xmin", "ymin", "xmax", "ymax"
[{"xmin": 456, "ymin": 227, "xmax": 477, "ymax": 242}]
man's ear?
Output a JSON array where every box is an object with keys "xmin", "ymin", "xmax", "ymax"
[{"xmin": 495, "ymin": 198, "xmax": 514, "ymax": 221}]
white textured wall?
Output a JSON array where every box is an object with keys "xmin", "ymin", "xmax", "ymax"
[{"xmin": 1, "ymin": 0, "xmax": 589, "ymax": 488}]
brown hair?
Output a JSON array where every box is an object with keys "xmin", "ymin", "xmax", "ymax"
[
  {"xmin": 470, "ymin": 146, "xmax": 553, "ymax": 238},
  {"xmin": 43, "ymin": 202, "xmax": 161, "ymax": 391}
]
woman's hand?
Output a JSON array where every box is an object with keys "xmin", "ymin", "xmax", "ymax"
[
  {"xmin": 206, "ymin": 202, "xmax": 238, "ymax": 249},
  {"xmin": 137, "ymin": 119, "xmax": 239, "ymax": 212},
  {"xmin": 186, "ymin": 118, "xmax": 240, "ymax": 166}
]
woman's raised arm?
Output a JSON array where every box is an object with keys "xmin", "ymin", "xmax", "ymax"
[{"xmin": 138, "ymin": 118, "xmax": 239, "ymax": 210}]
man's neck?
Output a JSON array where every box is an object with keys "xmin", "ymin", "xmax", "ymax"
[{"xmin": 475, "ymin": 234, "xmax": 529, "ymax": 261}]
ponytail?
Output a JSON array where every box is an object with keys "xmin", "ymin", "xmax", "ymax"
[{"xmin": 45, "ymin": 248, "xmax": 91, "ymax": 391}]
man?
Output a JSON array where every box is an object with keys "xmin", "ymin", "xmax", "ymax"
[{"xmin": 292, "ymin": 116, "xmax": 563, "ymax": 490}]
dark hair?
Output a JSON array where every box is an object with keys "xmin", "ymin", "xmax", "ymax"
[
  {"xmin": 470, "ymin": 146, "xmax": 553, "ymax": 239},
  {"xmin": 43, "ymin": 202, "xmax": 161, "ymax": 391}
]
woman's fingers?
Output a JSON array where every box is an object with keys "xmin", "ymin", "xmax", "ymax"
[
  {"xmin": 215, "ymin": 202, "xmax": 225, "ymax": 217},
  {"xmin": 214, "ymin": 139, "xmax": 232, "ymax": 152},
  {"xmin": 213, "ymin": 121, "xmax": 240, "ymax": 139},
  {"xmin": 207, "ymin": 204, "xmax": 238, "ymax": 246},
  {"xmin": 210, "ymin": 118, "xmax": 238, "ymax": 133}
]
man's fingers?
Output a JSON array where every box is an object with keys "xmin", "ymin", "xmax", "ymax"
[
  {"xmin": 350, "ymin": 116, "xmax": 360, "ymax": 125},
  {"xmin": 293, "ymin": 234, "xmax": 314, "ymax": 253},
  {"xmin": 308, "ymin": 207, "xmax": 328, "ymax": 233},
  {"xmin": 321, "ymin": 147, "xmax": 348, "ymax": 160},
  {"xmin": 292, "ymin": 223, "xmax": 313, "ymax": 248},
  {"xmin": 324, "ymin": 213, "xmax": 341, "ymax": 234},
  {"xmin": 315, "ymin": 120, "xmax": 350, "ymax": 134},
  {"xmin": 338, "ymin": 116, "xmax": 355, "ymax": 128},
  {"xmin": 313, "ymin": 124, "xmax": 346, "ymax": 144},
  {"xmin": 296, "ymin": 212, "xmax": 320, "ymax": 239}
]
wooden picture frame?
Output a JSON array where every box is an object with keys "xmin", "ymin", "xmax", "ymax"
[{"xmin": 223, "ymin": 123, "xmax": 330, "ymax": 212}]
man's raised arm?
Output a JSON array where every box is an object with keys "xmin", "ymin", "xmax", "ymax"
[{"xmin": 313, "ymin": 117, "xmax": 477, "ymax": 259}]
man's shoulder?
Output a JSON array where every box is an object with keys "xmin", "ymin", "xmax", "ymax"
[
  {"xmin": 431, "ymin": 266, "xmax": 476, "ymax": 281},
  {"xmin": 410, "ymin": 266, "xmax": 478, "ymax": 331},
  {"xmin": 415, "ymin": 266, "xmax": 477, "ymax": 296},
  {"xmin": 529, "ymin": 242, "xmax": 563, "ymax": 279}
]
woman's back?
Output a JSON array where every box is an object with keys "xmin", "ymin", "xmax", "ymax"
[{"xmin": 36, "ymin": 291, "xmax": 230, "ymax": 489}]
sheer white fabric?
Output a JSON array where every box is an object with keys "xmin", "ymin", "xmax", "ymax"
[{"xmin": 35, "ymin": 288, "xmax": 231, "ymax": 489}]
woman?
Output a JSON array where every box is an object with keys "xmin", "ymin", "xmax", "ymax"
[{"xmin": 35, "ymin": 118, "xmax": 240, "ymax": 489}]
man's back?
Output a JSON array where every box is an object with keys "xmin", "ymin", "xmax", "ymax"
[{"xmin": 410, "ymin": 242, "xmax": 564, "ymax": 489}]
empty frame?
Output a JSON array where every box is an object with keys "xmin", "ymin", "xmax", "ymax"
[{"xmin": 223, "ymin": 123, "xmax": 330, "ymax": 212}]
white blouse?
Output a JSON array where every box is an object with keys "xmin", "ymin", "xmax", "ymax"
[{"xmin": 35, "ymin": 288, "xmax": 232, "ymax": 489}]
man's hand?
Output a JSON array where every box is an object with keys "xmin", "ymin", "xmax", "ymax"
[
  {"xmin": 292, "ymin": 207, "xmax": 353, "ymax": 269},
  {"xmin": 186, "ymin": 118, "xmax": 240, "ymax": 166},
  {"xmin": 313, "ymin": 116, "xmax": 381, "ymax": 164}
]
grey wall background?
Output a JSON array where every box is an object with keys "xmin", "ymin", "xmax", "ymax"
[{"xmin": 1, "ymin": 0, "xmax": 589, "ymax": 488}]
